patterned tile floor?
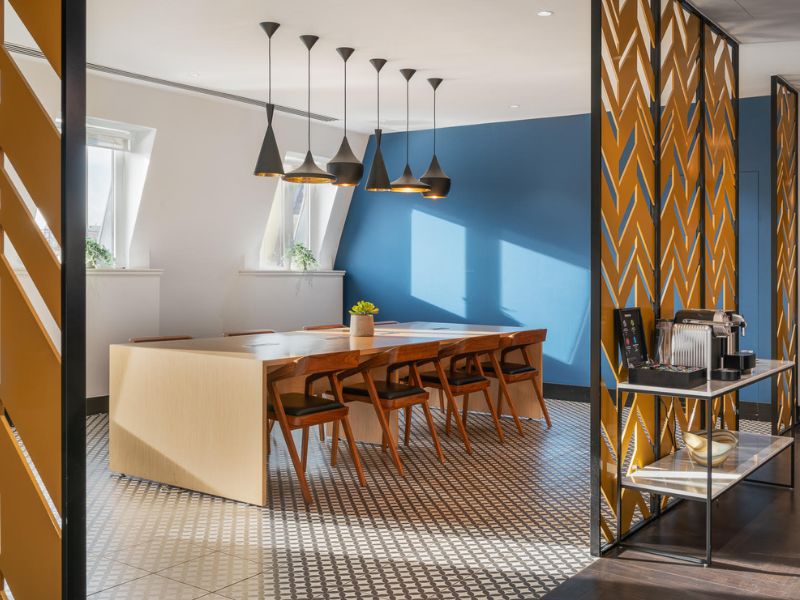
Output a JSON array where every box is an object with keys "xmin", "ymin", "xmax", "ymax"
[{"xmin": 85, "ymin": 400, "xmax": 595, "ymax": 599}]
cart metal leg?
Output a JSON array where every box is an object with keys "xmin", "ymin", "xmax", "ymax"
[{"xmin": 706, "ymin": 396, "xmax": 713, "ymax": 566}]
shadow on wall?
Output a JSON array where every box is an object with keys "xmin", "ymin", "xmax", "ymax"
[{"xmin": 335, "ymin": 114, "xmax": 591, "ymax": 387}]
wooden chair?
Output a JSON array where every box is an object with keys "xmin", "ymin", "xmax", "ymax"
[
  {"xmin": 481, "ymin": 329, "xmax": 551, "ymax": 429},
  {"xmin": 129, "ymin": 335, "xmax": 193, "ymax": 343},
  {"xmin": 267, "ymin": 350, "xmax": 365, "ymax": 505},
  {"xmin": 303, "ymin": 323, "xmax": 345, "ymax": 331},
  {"xmin": 419, "ymin": 335, "xmax": 507, "ymax": 445},
  {"xmin": 336, "ymin": 341, "xmax": 445, "ymax": 476},
  {"xmin": 374, "ymin": 321, "xmax": 399, "ymax": 326},
  {"xmin": 224, "ymin": 329, "xmax": 275, "ymax": 337}
]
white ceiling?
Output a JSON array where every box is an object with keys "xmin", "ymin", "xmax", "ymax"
[
  {"xmin": 4, "ymin": 0, "xmax": 800, "ymax": 131},
  {"xmin": 692, "ymin": 0, "xmax": 800, "ymax": 43}
]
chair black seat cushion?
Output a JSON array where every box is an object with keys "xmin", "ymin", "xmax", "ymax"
[
  {"xmin": 343, "ymin": 380, "xmax": 426, "ymax": 400},
  {"xmin": 421, "ymin": 371, "xmax": 486, "ymax": 387},
  {"xmin": 268, "ymin": 393, "xmax": 343, "ymax": 417},
  {"xmin": 481, "ymin": 361, "xmax": 536, "ymax": 376}
]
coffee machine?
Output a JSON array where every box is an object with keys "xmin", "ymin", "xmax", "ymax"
[{"xmin": 667, "ymin": 309, "xmax": 755, "ymax": 380}]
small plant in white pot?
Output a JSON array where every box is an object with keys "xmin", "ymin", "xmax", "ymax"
[
  {"xmin": 349, "ymin": 300, "xmax": 379, "ymax": 337},
  {"xmin": 286, "ymin": 242, "xmax": 318, "ymax": 272},
  {"xmin": 85, "ymin": 238, "xmax": 115, "ymax": 269}
]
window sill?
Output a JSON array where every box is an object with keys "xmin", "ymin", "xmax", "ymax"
[
  {"xmin": 239, "ymin": 269, "xmax": 345, "ymax": 278},
  {"xmin": 86, "ymin": 268, "xmax": 164, "ymax": 276}
]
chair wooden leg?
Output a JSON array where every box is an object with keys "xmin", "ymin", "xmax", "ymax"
[
  {"xmin": 462, "ymin": 394, "xmax": 470, "ymax": 428},
  {"xmin": 445, "ymin": 398, "xmax": 453, "ymax": 436},
  {"xmin": 481, "ymin": 387, "xmax": 505, "ymax": 442},
  {"xmin": 404, "ymin": 406, "xmax": 412, "ymax": 446},
  {"xmin": 319, "ymin": 423, "xmax": 326, "ymax": 442},
  {"xmin": 331, "ymin": 420, "xmax": 340, "ymax": 466},
  {"xmin": 439, "ymin": 389, "xmax": 444, "ymax": 411},
  {"xmin": 267, "ymin": 419, "xmax": 274, "ymax": 457},
  {"xmin": 422, "ymin": 402, "xmax": 445, "ymax": 464},
  {"xmin": 372, "ymin": 401, "xmax": 404, "ymax": 475},
  {"xmin": 301, "ymin": 426, "xmax": 310, "ymax": 472},
  {"xmin": 533, "ymin": 376, "xmax": 552, "ymax": 429},
  {"xmin": 435, "ymin": 362, "xmax": 472, "ymax": 454},
  {"xmin": 497, "ymin": 375, "xmax": 523, "ymax": 435},
  {"xmin": 276, "ymin": 418, "xmax": 313, "ymax": 505},
  {"xmin": 341, "ymin": 416, "xmax": 367, "ymax": 486}
]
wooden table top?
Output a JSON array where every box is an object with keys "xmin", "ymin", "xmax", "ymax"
[{"xmin": 116, "ymin": 322, "xmax": 534, "ymax": 366}]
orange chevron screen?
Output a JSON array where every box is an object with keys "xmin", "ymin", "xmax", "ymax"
[
  {"xmin": 774, "ymin": 78, "xmax": 798, "ymax": 433},
  {"xmin": 595, "ymin": 0, "xmax": 739, "ymax": 548},
  {"xmin": 0, "ymin": 0, "xmax": 64, "ymax": 597}
]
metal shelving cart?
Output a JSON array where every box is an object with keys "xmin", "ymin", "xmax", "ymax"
[{"xmin": 615, "ymin": 359, "xmax": 795, "ymax": 566}]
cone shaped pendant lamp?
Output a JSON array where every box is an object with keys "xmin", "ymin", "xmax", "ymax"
[
  {"xmin": 365, "ymin": 58, "xmax": 392, "ymax": 191},
  {"xmin": 254, "ymin": 22, "xmax": 284, "ymax": 177},
  {"xmin": 284, "ymin": 35, "xmax": 336, "ymax": 184},
  {"xmin": 421, "ymin": 78, "xmax": 451, "ymax": 199},
  {"xmin": 391, "ymin": 69, "xmax": 430, "ymax": 193},
  {"xmin": 327, "ymin": 47, "xmax": 363, "ymax": 187}
]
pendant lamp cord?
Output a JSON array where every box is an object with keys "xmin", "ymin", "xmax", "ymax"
[
  {"xmin": 343, "ymin": 57, "xmax": 347, "ymax": 136},
  {"xmin": 376, "ymin": 69, "xmax": 380, "ymax": 129},
  {"xmin": 406, "ymin": 79, "xmax": 410, "ymax": 162},
  {"xmin": 307, "ymin": 46, "xmax": 311, "ymax": 150},
  {"xmin": 268, "ymin": 35, "xmax": 272, "ymax": 105},
  {"xmin": 433, "ymin": 88, "xmax": 437, "ymax": 154}
]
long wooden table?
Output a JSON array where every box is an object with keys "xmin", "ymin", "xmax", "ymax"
[{"xmin": 109, "ymin": 322, "xmax": 544, "ymax": 505}]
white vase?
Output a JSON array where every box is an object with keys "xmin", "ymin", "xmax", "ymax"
[{"xmin": 350, "ymin": 314, "xmax": 375, "ymax": 337}]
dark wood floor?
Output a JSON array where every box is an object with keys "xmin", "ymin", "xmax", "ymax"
[{"xmin": 546, "ymin": 428, "xmax": 800, "ymax": 600}]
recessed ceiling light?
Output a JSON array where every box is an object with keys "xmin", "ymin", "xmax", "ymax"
[
  {"xmin": 537, "ymin": 10, "xmax": 554, "ymax": 17},
  {"xmin": 510, "ymin": 104, "xmax": 520, "ymax": 109},
  {"xmin": 190, "ymin": 72, "xmax": 200, "ymax": 78}
]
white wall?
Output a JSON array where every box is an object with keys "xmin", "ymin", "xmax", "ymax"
[
  {"xmin": 15, "ymin": 54, "xmax": 366, "ymax": 362},
  {"xmin": 86, "ymin": 270, "xmax": 161, "ymax": 397}
]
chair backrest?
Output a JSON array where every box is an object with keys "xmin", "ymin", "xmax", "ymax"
[
  {"xmin": 130, "ymin": 335, "xmax": 193, "ymax": 344},
  {"xmin": 442, "ymin": 334, "xmax": 501, "ymax": 357},
  {"xmin": 270, "ymin": 350, "xmax": 360, "ymax": 382},
  {"xmin": 224, "ymin": 329, "xmax": 275, "ymax": 337},
  {"xmin": 502, "ymin": 329, "xmax": 547, "ymax": 347},
  {"xmin": 374, "ymin": 321, "xmax": 399, "ymax": 326},
  {"xmin": 500, "ymin": 329, "xmax": 547, "ymax": 364},
  {"xmin": 303, "ymin": 324, "xmax": 345, "ymax": 331},
  {"xmin": 387, "ymin": 341, "xmax": 440, "ymax": 365}
]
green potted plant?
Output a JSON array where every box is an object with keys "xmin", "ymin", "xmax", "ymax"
[
  {"xmin": 286, "ymin": 242, "xmax": 318, "ymax": 272},
  {"xmin": 348, "ymin": 300, "xmax": 379, "ymax": 337},
  {"xmin": 85, "ymin": 238, "xmax": 115, "ymax": 269}
]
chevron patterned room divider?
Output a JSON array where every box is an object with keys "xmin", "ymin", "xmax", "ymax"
[
  {"xmin": 591, "ymin": 0, "xmax": 739, "ymax": 554},
  {"xmin": 772, "ymin": 76, "xmax": 798, "ymax": 435},
  {"xmin": 0, "ymin": 1, "xmax": 86, "ymax": 598}
]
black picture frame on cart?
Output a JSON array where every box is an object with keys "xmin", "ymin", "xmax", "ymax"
[{"xmin": 614, "ymin": 307, "xmax": 648, "ymax": 368}]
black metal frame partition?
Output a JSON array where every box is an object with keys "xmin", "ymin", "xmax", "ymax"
[
  {"xmin": 590, "ymin": 0, "xmax": 740, "ymax": 558},
  {"xmin": 62, "ymin": 0, "xmax": 88, "ymax": 597},
  {"xmin": 771, "ymin": 75, "xmax": 800, "ymax": 436}
]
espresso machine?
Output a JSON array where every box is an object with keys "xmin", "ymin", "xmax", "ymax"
[{"xmin": 658, "ymin": 309, "xmax": 755, "ymax": 381}]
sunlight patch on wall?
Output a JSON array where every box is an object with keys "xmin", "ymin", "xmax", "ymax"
[
  {"xmin": 500, "ymin": 240, "xmax": 589, "ymax": 365},
  {"xmin": 411, "ymin": 210, "xmax": 466, "ymax": 317}
]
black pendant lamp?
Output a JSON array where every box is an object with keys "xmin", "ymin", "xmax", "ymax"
[
  {"xmin": 327, "ymin": 47, "xmax": 363, "ymax": 187},
  {"xmin": 421, "ymin": 78, "xmax": 451, "ymax": 199},
  {"xmin": 284, "ymin": 35, "xmax": 336, "ymax": 184},
  {"xmin": 254, "ymin": 21, "xmax": 284, "ymax": 177},
  {"xmin": 364, "ymin": 58, "xmax": 392, "ymax": 192},
  {"xmin": 391, "ymin": 69, "xmax": 430, "ymax": 193}
]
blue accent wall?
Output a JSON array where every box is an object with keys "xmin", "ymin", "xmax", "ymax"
[
  {"xmin": 739, "ymin": 96, "xmax": 772, "ymax": 404},
  {"xmin": 336, "ymin": 114, "xmax": 591, "ymax": 387},
  {"xmin": 336, "ymin": 98, "xmax": 772, "ymax": 398}
]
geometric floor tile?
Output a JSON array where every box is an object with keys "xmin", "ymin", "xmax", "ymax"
[
  {"xmin": 87, "ymin": 558, "xmax": 149, "ymax": 595},
  {"xmin": 104, "ymin": 538, "xmax": 217, "ymax": 573},
  {"xmin": 87, "ymin": 400, "xmax": 598, "ymax": 599},
  {"xmin": 157, "ymin": 552, "xmax": 262, "ymax": 592},
  {"xmin": 87, "ymin": 574, "xmax": 208, "ymax": 599}
]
